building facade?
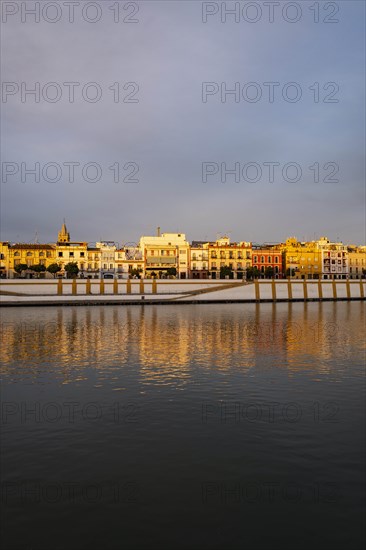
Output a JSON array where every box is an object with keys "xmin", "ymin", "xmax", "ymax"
[
  {"xmin": 282, "ymin": 238, "xmax": 322, "ymax": 279},
  {"xmin": 139, "ymin": 230, "xmax": 190, "ymax": 278},
  {"xmin": 207, "ymin": 237, "xmax": 252, "ymax": 279},
  {"xmin": 189, "ymin": 241, "xmax": 210, "ymax": 279},
  {"xmin": 251, "ymin": 246, "xmax": 284, "ymax": 278}
]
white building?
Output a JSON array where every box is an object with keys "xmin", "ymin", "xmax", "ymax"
[
  {"xmin": 316, "ymin": 237, "xmax": 348, "ymax": 279},
  {"xmin": 139, "ymin": 229, "xmax": 190, "ymax": 278}
]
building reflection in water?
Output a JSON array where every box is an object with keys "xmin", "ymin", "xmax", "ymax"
[{"xmin": 1, "ymin": 303, "xmax": 364, "ymax": 385}]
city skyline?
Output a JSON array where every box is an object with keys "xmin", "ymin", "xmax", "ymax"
[{"xmin": 1, "ymin": 220, "xmax": 365, "ymax": 247}]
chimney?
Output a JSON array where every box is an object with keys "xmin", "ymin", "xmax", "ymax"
[{"xmin": 157, "ymin": 226, "xmax": 161, "ymax": 237}]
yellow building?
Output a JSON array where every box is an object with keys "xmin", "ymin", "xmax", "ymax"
[
  {"xmin": 3, "ymin": 242, "xmax": 56, "ymax": 278},
  {"xmin": 0, "ymin": 242, "xmax": 9, "ymax": 278},
  {"xmin": 282, "ymin": 238, "xmax": 322, "ymax": 279},
  {"xmin": 208, "ymin": 237, "xmax": 252, "ymax": 279},
  {"xmin": 54, "ymin": 222, "xmax": 88, "ymax": 277}
]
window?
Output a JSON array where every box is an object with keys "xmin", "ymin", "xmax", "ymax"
[
  {"xmin": 26, "ymin": 252, "xmax": 32, "ymax": 257},
  {"xmin": 275, "ymin": 256, "xmax": 278, "ymax": 263},
  {"xmin": 268, "ymin": 256, "xmax": 272, "ymax": 263},
  {"xmin": 80, "ymin": 252, "xmax": 85, "ymax": 258},
  {"xmin": 70, "ymin": 252, "xmax": 74, "ymax": 257},
  {"xmin": 58, "ymin": 252, "xmax": 63, "ymax": 257},
  {"xmin": 150, "ymin": 250, "xmax": 154, "ymax": 256},
  {"xmin": 39, "ymin": 252, "xmax": 44, "ymax": 257},
  {"xmin": 254, "ymin": 256, "xmax": 257, "ymax": 263},
  {"xmin": 261, "ymin": 256, "xmax": 264, "ymax": 263},
  {"xmin": 14, "ymin": 251, "xmax": 20, "ymax": 257},
  {"xmin": 47, "ymin": 251, "xmax": 52, "ymax": 258},
  {"xmin": 161, "ymin": 250, "xmax": 165, "ymax": 256}
]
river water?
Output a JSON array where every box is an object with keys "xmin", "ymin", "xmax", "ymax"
[{"xmin": 1, "ymin": 302, "xmax": 365, "ymax": 549}]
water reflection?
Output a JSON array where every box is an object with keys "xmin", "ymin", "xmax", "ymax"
[{"xmin": 1, "ymin": 303, "xmax": 364, "ymax": 387}]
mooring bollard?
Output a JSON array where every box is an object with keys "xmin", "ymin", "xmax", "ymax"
[{"xmin": 57, "ymin": 278, "xmax": 63, "ymax": 296}]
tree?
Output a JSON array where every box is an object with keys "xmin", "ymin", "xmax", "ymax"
[
  {"xmin": 64, "ymin": 262, "xmax": 79, "ymax": 278},
  {"xmin": 31, "ymin": 264, "xmax": 46, "ymax": 278},
  {"xmin": 129, "ymin": 268, "xmax": 143, "ymax": 279},
  {"xmin": 166, "ymin": 267, "xmax": 177, "ymax": 277},
  {"xmin": 14, "ymin": 263, "xmax": 28, "ymax": 277},
  {"xmin": 246, "ymin": 267, "xmax": 260, "ymax": 280},
  {"xmin": 264, "ymin": 266, "xmax": 274, "ymax": 279},
  {"xmin": 220, "ymin": 265, "xmax": 233, "ymax": 279},
  {"xmin": 47, "ymin": 263, "xmax": 62, "ymax": 278}
]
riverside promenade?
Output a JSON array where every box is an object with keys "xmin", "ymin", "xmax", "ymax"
[{"xmin": 0, "ymin": 279, "xmax": 365, "ymax": 306}]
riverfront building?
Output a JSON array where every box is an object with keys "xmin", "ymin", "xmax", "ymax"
[
  {"xmin": 251, "ymin": 245, "xmax": 284, "ymax": 278},
  {"xmin": 207, "ymin": 237, "xmax": 252, "ymax": 279},
  {"xmin": 139, "ymin": 230, "xmax": 190, "ymax": 279},
  {"xmin": 1, "ymin": 223, "xmax": 365, "ymax": 280}
]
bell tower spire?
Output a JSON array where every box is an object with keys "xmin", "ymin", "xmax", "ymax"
[{"xmin": 58, "ymin": 220, "xmax": 70, "ymax": 243}]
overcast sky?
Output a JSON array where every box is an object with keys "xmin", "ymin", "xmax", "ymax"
[{"xmin": 1, "ymin": 0, "xmax": 365, "ymax": 245}]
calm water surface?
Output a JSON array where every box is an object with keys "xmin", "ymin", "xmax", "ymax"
[{"xmin": 1, "ymin": 303, "xmax": 365, "ymax": 549}]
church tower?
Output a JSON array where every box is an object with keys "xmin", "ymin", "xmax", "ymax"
[{"xmin": 58, "ymin": 221, "xmax": 70, "ymax": 243}]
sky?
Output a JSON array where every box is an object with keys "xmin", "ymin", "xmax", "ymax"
[{"xmin": 1, "ymin": 0, "xmax": 365, "ymax": 246}]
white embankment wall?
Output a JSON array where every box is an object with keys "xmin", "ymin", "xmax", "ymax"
[{"xmin": 0, "ymin": 279, "xmax": 365, "ymax": 305}]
